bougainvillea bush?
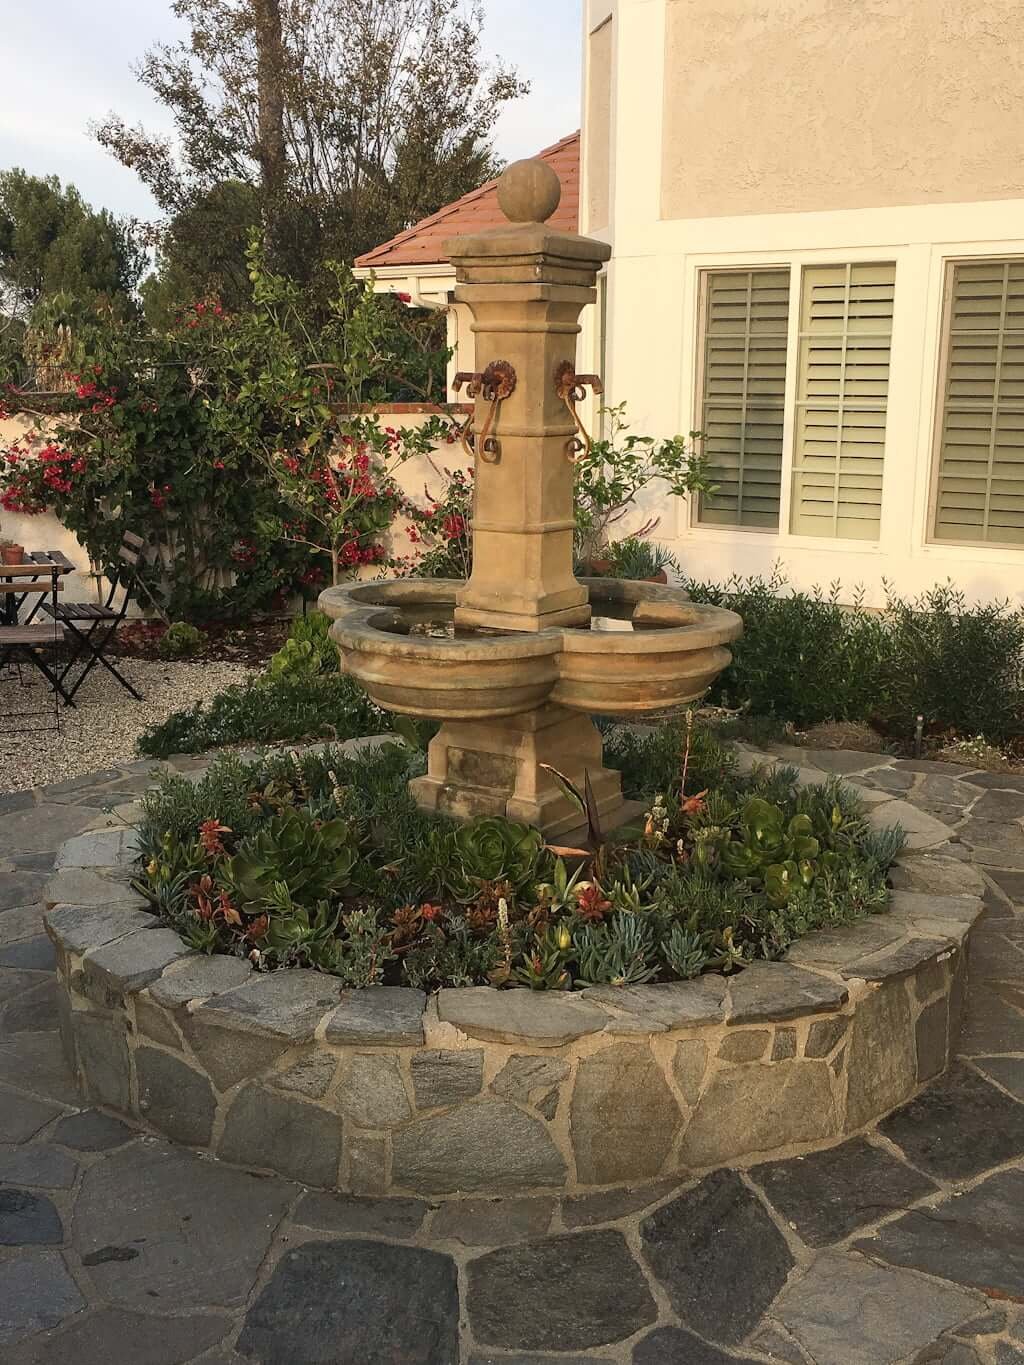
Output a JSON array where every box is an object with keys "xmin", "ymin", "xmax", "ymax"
[
  {"xmin": 135, "ymin": 720, "xmax": 903, "ymax": 991},
  {"xmin": 0, "ymin": 245, "xmax": 452, "ymax": 620}
]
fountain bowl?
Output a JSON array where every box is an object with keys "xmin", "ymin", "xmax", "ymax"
[{"xmin": 319, "ymin": 578, "xmax": 742, "ymax": 721}]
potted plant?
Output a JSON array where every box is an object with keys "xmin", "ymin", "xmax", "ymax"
[
  {"xmin": 0, "ymin": 535, "xmax": 25, "ymax": 566},
  {"xmin": 605, "ymin": 537, "xmax": 681, "ymax": 583}
]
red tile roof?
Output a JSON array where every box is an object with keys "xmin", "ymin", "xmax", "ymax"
[{"xmin": 354, "ymin": 131, "xmax": 580, "ymax": 270}]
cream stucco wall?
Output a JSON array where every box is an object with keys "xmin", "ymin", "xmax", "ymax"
[
  {"xmin": 662, "ymin": 0, "xmax": 1024, "ymax": 220},
  {"xmin": 584, "ymin": 0, "xmax": 1024, "ymax": 608},
  {"xmin": 584, "ymin": 18, "xmax": 613, "ymax": 232}
]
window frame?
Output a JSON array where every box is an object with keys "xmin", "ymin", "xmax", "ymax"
[
  {"xmin": 691, "ymin": 265, "xmax": 792, "ymax": 534},
  {"xmin": 927, "ymin": 254, "xmax": 1024, "ymax": 552},
  {"xmin": 688, "ymin": 256, "xmax": 900, "ymax": 552}
]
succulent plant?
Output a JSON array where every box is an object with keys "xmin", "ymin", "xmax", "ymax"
[
  {"xmin": 718, "ymin": 799, "xmax": 820, "ymax": 890},
  {"xmin": 221, "ymin": 808, "xmax": 358, "ymax": 911},
  {"xmin": 573, "ymin": 911, "xmax": 658, "ymax": 987},
  {"xmin": 450, "ymin": 817, "xmax": 545, "ymax": 899}
]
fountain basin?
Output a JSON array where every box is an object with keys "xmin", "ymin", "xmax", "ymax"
[{"xmin": 319, "ymin": 578, "xmax": 742, "ymax": 722}]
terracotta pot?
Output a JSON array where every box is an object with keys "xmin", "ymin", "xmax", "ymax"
[
  {"xmin": 646, "ymin": 570, "xmax": 669, "ymax": 585},
  {"xmin": 0, "ymin": 545, "xmax": 25, "ymax": 565},
  {"xmin": 587, "ymin": 558, "xmax": 613, "ymax": 575}
]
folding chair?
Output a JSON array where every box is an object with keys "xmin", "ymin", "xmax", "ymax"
[
  {"xmin": 0, "ymin": 566, "xmax": 72, "ymax": 723},
  {"xmin": 42, "ymin": 531, "xmax": 145, "ymax": 702}
]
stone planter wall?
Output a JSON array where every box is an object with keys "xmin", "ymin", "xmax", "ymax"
[{"xmin": 45, "ymin": 823, "xmax": 984, "ymax": 1198}]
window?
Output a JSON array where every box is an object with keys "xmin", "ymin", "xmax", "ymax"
[
  {"xmin": 789, "ymin": 263, "xmax": 895, "ymax": 540},
  {"xmin": 696, "ymin": 269, "xmax": 790, "ymax": 528},
  {"xmin": 933, "ymin": 260, "xmax": 1024, "ymax": 546}
]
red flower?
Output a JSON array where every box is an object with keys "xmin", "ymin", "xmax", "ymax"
[
  {"xmin": 442, "ymin": 513, "xmax": 466, "ymax": 541},
  {"xmin": 395, "ymin": 291, "xmax": 412, "ymax": 304},
  {"xmin": 199, "ymin": 818, "xmax": 232, "ymax": 858},
  {"xmin": 575, "ymin": 884, "xmax": 612, "ymax": 922}
]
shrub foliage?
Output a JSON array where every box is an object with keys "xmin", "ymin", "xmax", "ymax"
[{"xmin": 686, "ymin": 568, "xmax": 1024, "ymax": 742}]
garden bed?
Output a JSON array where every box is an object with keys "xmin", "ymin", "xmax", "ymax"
[{"xmin": 44, "ymin": 732, "xmax": 986, "ymax": 1195}]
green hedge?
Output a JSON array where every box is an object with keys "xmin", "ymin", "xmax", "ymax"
[{"xmin": 686, "ymin": 571, "xmax": 1024, "ymax": 742}]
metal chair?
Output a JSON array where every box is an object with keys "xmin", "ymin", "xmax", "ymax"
[
  {"xmin": 0, "ymin": 566, "xmax": 72, "ymax": 727},
  {"xmin": 42, "ymin": 531, "xmax": 145, "ymax": 702}
]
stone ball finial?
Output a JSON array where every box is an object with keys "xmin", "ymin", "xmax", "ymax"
[{"xmin": 496, "ymin": 158, "xmax": 561, "ymax": 224}]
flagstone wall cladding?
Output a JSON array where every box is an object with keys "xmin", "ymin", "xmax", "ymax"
[{"xmin": 45, "ymin": 826, "xmax": 983, "ymax": 1197}]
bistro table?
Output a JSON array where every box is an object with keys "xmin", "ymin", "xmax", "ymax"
[{"xmin": 0, "ymin": 551, "xmax": 77, "ymax": 626}]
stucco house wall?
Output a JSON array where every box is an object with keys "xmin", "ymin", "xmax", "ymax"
[{"xmin": 586, "ymin": 0, "xmax": 1024, "ymax": 607}]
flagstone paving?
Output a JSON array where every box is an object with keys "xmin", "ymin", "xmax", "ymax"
[{"xmin": 0, "ymin": 748, "xmax": 1023, "ymax": 1363}]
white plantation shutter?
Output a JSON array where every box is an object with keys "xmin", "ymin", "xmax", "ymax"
[
  {"xmin": 934, "ymin": 261, "xmax": 1024, "ymax": 545},
  {"xmin": 697, "ymin": 269, "xmax": 790, "ymax": 528},
  {"xmin": 790, "ymin": 263, "xmax": 895, "ymax": 540}
]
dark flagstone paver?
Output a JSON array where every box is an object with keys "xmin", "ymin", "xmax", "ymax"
[
  {"xmin": 632, "ymin": 1326, "xmax": 764, "ymax": 1363},
  {"xmin": 7, "ymin": 853, "xmax": 56, "ymax": 873},
  {"xmin": 2, "ymin": 981, "xmax": 60, "ymax": 1034},
  {"xmin": 988, "ymin": 868, "xmax": 1024, "ymax": 903},
  {"xmin": 960, "ymin": 988, "xmax": 1024, "ymax": 1054},
  {"xmin": 0, "ymin": 1144, "xmax": 78, "ymax": 1189},
  {"xmin": 0, "ymin": 874, "xmax": 48, "ymax": 912},
  {"xmin": 0, "ymin": 1086, "xmax": 63, "ymax": 1143},
  {"xmin": 0, "ymin": 906, "xmax": 47, "ymax": 949},
  {"xmin": 291, "ymin": 1189, "xmax": 429, "ymax": 1239},
  {"xmin": 468, "ymin": 1229, "xmax": 656, "ymax": 1352},
  {"xmin": 773, "ymin": 1250, "xmax": 982, "ymax": 1365},
  {"xmin": 0, "ymin": 1188, "xmax": 63, "ymax": 1245},
  {"xmin": 750, "ymin": 1136, "xmax": 937, "ymax": 1246},
  {"xmin": 0, "ymin": 936, "xmax": 55, "ymax": 971},
  {"xmin": 469, "ymin": 1357, "xmax": 596, "ymax": 1365},
  {"xmin": 0, "ymin": 1031, "xmax": 84, "ymax": 1106},
  {"xmin": 49, "ymin": 1109, "xmax": 134, "ymax": 1152},
  {"xmin": 639, "ymin": 1169, "xmax": 794, "ymax": 1345},
  {"xmin": 7, "ymin": 1308, "xmax": 233, "ymax": 1365},
  {"xmin": 0, "ymin": 804, "xmax": 103, "ymax": 855},
  {"xmin": 73, "ymin": 1144, "xmax": 295, "ymax": 1309},
  {"xmin": 0, "ymin": 1251, "xmax": 86, "ymax": 1346},
  {"xmin": 878, "ymin": 1064, "xmax": 1024, "ymax": 1181},
  {"xmin": 855, "ymin": 1169, "xmax": 1024, "ymax": 1299},
  {"xmin": 974, "ymin": 1056, "xmax": 1024, "ymax": 1101},
  {"xmin": 429, "ymin": 1194, "xmax": 554, "ymax": 1245},
  {"xmin": 0, "ymin": 968, "xmax": 42, "ymax": 1004},
  {"xmin": 237, "ymin": 1239, "xmax": 459, "ymax": 1365}
]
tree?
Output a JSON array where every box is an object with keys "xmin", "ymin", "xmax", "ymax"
[
  {"xmin": 140, "ymin": 180, "xmax": 260, "ymax": 325},
  {"xmin": 0, "ymin": 170, "xmax": 144, "ymax": 321},
  {"xmin": 95, "ymin": 0, "xmax": 527, "ymax": 290}
]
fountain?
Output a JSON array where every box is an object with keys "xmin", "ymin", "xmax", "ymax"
[{"xmin": 321, "ymin": 159, "xmax": 742, "ymax": 836}]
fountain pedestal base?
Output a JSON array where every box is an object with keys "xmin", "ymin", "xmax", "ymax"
[{"xmin": 409, "ymin": 704, "xmax": 625, "ymax": 837}]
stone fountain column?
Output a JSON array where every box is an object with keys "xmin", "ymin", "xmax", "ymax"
[
  {"xmin": 408, "ymin": 160, "xmax": 626, "ymax": 836},
  {"xmin": 450, "ymin": 159, "xmax": 605, "ymax": 634}
]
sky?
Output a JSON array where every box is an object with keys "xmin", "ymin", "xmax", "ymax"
[{"xmin": 0, "ymin": 0, "xmax": 582, "ymax": 221}]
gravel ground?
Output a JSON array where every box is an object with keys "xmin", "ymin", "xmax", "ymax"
[{"xmin": 0, "ymin": 658, "xmax": 257, "ymax": 793}]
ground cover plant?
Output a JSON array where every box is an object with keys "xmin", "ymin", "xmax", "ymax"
[
  {"xmin": 137, "ymin": 611, "xmax": 393, "ymax": 758},
  {"xmin": 137, "ymin": 670, "xmax": 389, "ymax": 758},
  {"xmin": 135, "ymin": 719, "xmax": 903, "ymax": 991}
]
